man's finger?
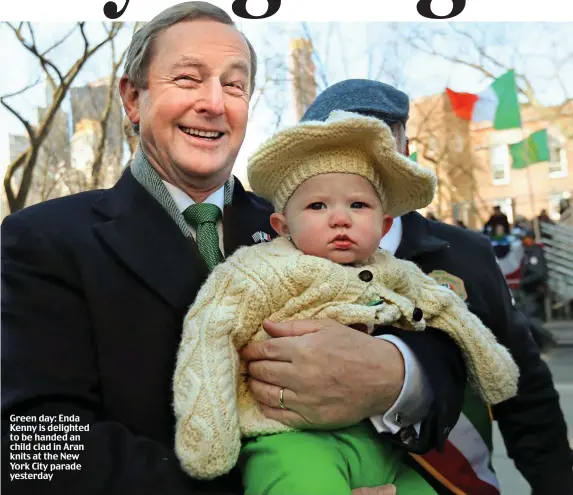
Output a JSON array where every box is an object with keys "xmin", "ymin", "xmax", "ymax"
[
  {"xmin": 248, "ymin": 360, "xmax": 298, "ymax": 389},
  {"xmin": 248, "ymin": 378, "xmax": 300, "ymax": 410},
  {"xmin": 262, "ymin": 319, "xmax": 324, "ymax": 338},
  {"xmin": 258, "ymin": 403, "xmax": 309, "ymax": 428},
  {"xmin": 240, "ymin": 336, "xmax": 294, "ymax": 362}
]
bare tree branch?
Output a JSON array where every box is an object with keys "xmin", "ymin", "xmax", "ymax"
[
  {"xmin": 14, "ymin": 22, "xmax": 65, "ymax": 85},
  {"xmin": 42, "ymin": 25, "xmax": 77, "ymax": 57},
  {"xmin": 0, "ymin": 77, "xmax": 41, "ymax": 99},
  {"xmin": 91, "ymin": 25, "xmax": 129, "ymax": 188},
  {"xmin": 3, "ymin": 21, "xmax": 126, "ymax": 212},
  {"xmin": 0, "ymin": 97, "xmax": 36, "ymax": 141},
  {"xmin": 301, "ymin": 23, "xmax": 329, "ymax": 90}
]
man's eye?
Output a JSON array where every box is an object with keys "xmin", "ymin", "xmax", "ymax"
[
  {"xmin": 176, "ymin": 75, "xmax": 200, "ymax": 84},
  {"xmin": 308, "ymin": 202, "xmax": 325, "ymax": 210},
  {"xmin": 224, "ymin": 81, "xmax": 247, "ymax": 94},
  {"xmin": 351, "ymin": 202, "xmax": 367, "ymax": 209}
]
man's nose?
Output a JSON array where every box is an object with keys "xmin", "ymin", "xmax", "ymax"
[{"xmin": 195, "ymin": 79, "xmax": 225, "ymax": 116}]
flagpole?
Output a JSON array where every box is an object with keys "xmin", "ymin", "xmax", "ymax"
[{"xmin": 519, "ymin": 123, "xmax": 540, "ymax": 240}]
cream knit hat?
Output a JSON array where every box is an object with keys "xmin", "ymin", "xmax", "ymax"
[{"xmin": 247, "ymin": 110, "xmax": 437, "ymax": 217}]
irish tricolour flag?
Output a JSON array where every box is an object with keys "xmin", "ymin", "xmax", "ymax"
[{"xmin": 446, "ymin": 70, "xmax": 521, "ymax": 130}]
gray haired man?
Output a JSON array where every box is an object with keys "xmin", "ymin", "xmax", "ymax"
[{"xmin": 2, "ymin": 7, "xmax": 467, "ymax": 495}]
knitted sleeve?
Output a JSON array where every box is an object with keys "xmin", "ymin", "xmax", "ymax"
[
  {"xmin": 425, "ymin": 286, "xmax": 520, "ymax": 405},
  {"xmin": 399, "ymin": 260, "xmax": 520, "ymax": 405},
  {"xmin": 172, "ymin": 252, "xmax": 270, "ymax": 480}
]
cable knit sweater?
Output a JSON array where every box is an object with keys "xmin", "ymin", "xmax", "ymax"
[{"xmin": 173, "ymin": 237, "xmax": 519, "ymax": 480}]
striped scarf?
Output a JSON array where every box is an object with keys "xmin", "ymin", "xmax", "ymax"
[
  {"xmin": 411, "ymin": 386, "xmax": 500, "ymax": 495},
  {"xmin": 130, "ymin": 144, "xmax": 235, "ymax": 237}
]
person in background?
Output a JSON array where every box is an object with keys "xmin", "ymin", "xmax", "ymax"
[
  {"xmin": 559, "ymin": 198, "xmax": 573, "ymax": 227},
  {"xmin": 519, "ymin": 230, "xmax": 548, "ymax": 320},
  {"xmin": 484, "ymin": 205, "xmax": 510, "ymax": 236},
  {"xmin": 537, "ymin": 208, "xmax": 554, "ymax": 226}
]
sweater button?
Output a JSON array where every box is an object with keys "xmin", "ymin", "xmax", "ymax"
[
  {"xmin": 358, "ymin": 270, "xmax": 373, "ymax": 282},
  {"xmin": 412, "ymin": 307, "xmax": 423, "ymax": 322}
]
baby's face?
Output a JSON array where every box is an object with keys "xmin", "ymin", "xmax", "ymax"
[{"xmin": 280, "ymin": 173, "xmax": 391, "ymax": 264}]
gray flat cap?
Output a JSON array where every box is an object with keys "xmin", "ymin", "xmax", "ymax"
[{"xmin": 301, "ymin": 79, "xmax": 409, "ymax": 125}]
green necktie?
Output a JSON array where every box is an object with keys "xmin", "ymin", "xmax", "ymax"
[{"xmin": 183, "ymin": 203, "xmax": 223, "ymax": 270}]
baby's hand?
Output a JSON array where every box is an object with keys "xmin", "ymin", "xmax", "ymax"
[{"xmin": 352, "ymin": 485, "xmax": 396, "ymax": 495}]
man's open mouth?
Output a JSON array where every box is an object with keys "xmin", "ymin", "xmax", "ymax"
[{"xmin": 179, "ymin": 126, "xmax": 224, "ymax": 140}]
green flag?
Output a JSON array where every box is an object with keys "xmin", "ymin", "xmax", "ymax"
[
  {"xmin": 509, "ymin": 129, "xmax": 550, "ymax": 169},
  {"xmin": 410, "ymin": 151, "xmax": 418, "ymax": 162},
  {"xmin": 492, "ymin": 70, "xmax": 522, "ymax": 130}
]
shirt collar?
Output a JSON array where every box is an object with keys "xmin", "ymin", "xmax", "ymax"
[
  {"xmin": 162, "ymin": 180, "xmax": 225, "ymax": 216},
  {"xmin": 379, "ymin": 216, "xmax": 403, "ymax": 255}
]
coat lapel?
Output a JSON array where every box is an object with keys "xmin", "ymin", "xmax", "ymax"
[
  {"xmin": 222, "ymin": 178, "xmax": 275, "ymax": 257},
  {"xmin": 92, "ymin": 169, "xmax": 209, "ymax": 314},
  {"xmin": 396, "ymin": 212, "xmax": 450, "ymax": 261}
]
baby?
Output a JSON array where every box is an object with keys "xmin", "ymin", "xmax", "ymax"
[{"xmin": 173, "ymin": 111, "xmax": 519, "ymax": 495}]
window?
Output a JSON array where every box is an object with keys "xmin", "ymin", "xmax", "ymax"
[
  {"xmin": 490, "ymin": 144, "xmax": 510, "ymax": 185},
  {"xmin": 549, "ymin": 191, "xmax": 572, "ymax": 221},
  {"xmin": 548, "ymin": 135, "xmax": 568, "ymax": 178}
]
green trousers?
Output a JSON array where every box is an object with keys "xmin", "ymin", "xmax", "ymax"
[{"xmin": 240, "ymin": 422, "xmax": 437, "ymax": 495}]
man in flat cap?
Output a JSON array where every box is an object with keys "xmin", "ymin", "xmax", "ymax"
[
  {"xmin": 1, "ymin": 4, "xmax": 465, "ymax": 494},
  {"xmin": 301, "ymin": 78, "xmax": 573, "ymax": 495}
]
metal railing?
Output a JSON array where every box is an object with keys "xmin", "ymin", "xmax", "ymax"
[{"xmin": 540, "ymin": 221, "xmax": 573, "ymax": 319}]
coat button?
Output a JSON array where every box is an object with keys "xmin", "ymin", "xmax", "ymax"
[
  {"xmin": 358, "ymin": 270, "xmax": 373, "ymax": 282},
  {"xmin": 412, "ymin": 307, "xmax": 423, "ymax": 321}
]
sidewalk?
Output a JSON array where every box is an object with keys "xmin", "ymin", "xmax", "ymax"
[
  {"xmin": 492, "ymin": 348, "xmax": 573, "ymax": 493},
  {"xmin": 546, "ymin": 319, "xmax": 573, "ymax": 346}
]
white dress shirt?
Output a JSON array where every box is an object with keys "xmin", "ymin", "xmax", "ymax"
[
  {"xmin": 370, "ymin": 217, "xmax": 432, "ymax": 435},
  {"xmin": 165, "ymin": 181, "xmax": 431, "ymax": 436}
]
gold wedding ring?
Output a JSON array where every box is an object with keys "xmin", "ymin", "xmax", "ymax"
[{"xmin": 279, "ymin": 387, "xmax": 287, "ymax": 410}]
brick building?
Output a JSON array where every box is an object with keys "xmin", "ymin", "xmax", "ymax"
[{"xmin": 408, "ymin": 94, "xmax": 572, "ymax": 229}]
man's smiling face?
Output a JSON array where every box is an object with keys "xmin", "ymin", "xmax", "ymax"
[{"xmin": 130, "ymin": 19, "xmax": 251, "ymax": 187}]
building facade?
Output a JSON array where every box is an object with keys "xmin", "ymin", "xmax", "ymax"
[{"xmin": 409, "ymin": 94, "xmax": 572, "ymax": 228}]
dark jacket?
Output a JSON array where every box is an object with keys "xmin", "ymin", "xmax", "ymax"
[
  {"xmin": 399, "ymin": 212, "xmax": 573, "ymax": 495},
  {"xmin": 520, "ymin": 243, "xmax": 547, "ymax": 293},
  {"xmin": 1, "ymin": 170, "xmax": 466, "ymax": 495},
  {"xmin": 484, "ymin": 212, "xmax": 511, "ymax": 236}
]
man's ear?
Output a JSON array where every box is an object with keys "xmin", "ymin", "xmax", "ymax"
[
  {"xmin": 270, "ymin": 212, "xmax": 289, "ymax": 237},
  {"xmin": 119, "ymin": 75, "xmax": 141, "ymax": 127},
  {"xmin": 381, "ymin": 215, "xmax": 394, "ymax": 238}
]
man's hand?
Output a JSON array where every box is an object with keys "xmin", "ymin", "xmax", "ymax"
[
  {"xmin": 352, "ymin": 485, "xmax": 396, "ymax": 495},
  {"xmin": 240, "ymin": 319, "xmax": 405, "ymax": 429}
]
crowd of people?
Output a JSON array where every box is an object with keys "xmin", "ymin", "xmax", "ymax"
[
  {"xmin": 2, "ymin": 2, "xmax": 572, "ymax": 495},
  {"xmin": 427, "ymin": 203, "xmax": 572, "ymax": 353}
]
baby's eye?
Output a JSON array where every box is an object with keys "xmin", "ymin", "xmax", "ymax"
[
  {"xmin": 351, "ymin": 202, "xmax": 367, "ymax": 209},
  {"xmin": 308, "ymin": 202, "xmax": 326, "ymax": 210}
]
